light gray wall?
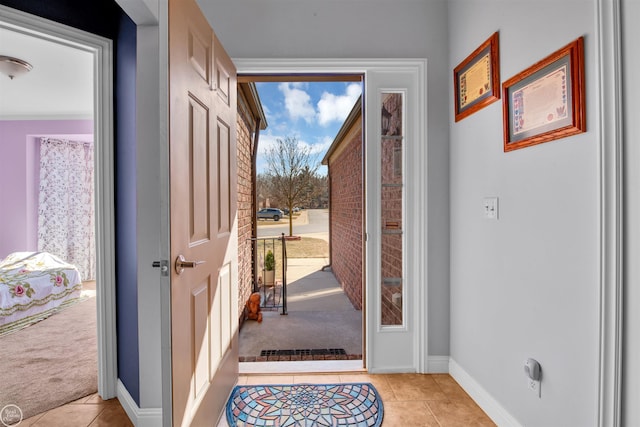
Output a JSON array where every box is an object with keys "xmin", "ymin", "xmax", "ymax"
[
  {"xmin": 622, "ymin": 0, "xmax": 639, "ymax": 424},
  {"xmin": 117, "ymin": 0, "xmax": 634, "ymax": 424},
  {"xmin": 198, "ymin": 0, "xmax": 452, "ymax": 356},
  {"xmin": 448, "ymin": 1, "xmax": 600, "ymax": 426}
]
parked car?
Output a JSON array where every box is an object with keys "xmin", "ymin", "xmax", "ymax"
[{"xmin": 257, "ymin": 208, "xmax": 284, "ymax": 221}]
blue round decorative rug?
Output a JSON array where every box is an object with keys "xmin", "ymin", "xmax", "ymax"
[{"xmin": 226, "ymin": 383, "xmax": 384, "ymax": 426}]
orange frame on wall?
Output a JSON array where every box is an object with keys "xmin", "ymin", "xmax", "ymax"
[
  {"xmin": 453, "ymin": 32, "xmax": 501, "ymax": 122},
  {"xmin": 502, "ymin": 37, "xmax": 586, "ymax": 152}
]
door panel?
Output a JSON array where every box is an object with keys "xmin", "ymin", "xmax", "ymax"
[
  {"xmin": 215, "ymin": 49, "xmax": 231, "ymax": 105},
  {"xmin": 188, "ymin": 95, "xmax": 212, "ymax": 244},
  {"xmin": 188, "ymin": 32, "xmax": 210, "ymax": 83},
  {"xmin": 192, "ymin": 280, "xmax": 211, "ymax": 397},
  {"xmin": 217, "ymin": 119, "xmax": 231, "ymax": 234},
  {"xmin": 169, "ymin": 0, "xmax": 238, "ymax": 425},
  {"xmin": 210, "ymin": 262, "xmax": 232, "ymax": 375}
]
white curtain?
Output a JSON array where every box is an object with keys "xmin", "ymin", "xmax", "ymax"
[{"xmin": 38, "ymin": 138, "xmax": 95, "ymax": 280}]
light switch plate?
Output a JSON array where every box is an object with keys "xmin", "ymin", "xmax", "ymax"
[{"xmin": 483, "ymin": 197, "xmax": 499, "ymax": 220}]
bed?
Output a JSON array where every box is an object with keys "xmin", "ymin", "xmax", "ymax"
[{"xmin": 0, "ymin": 252, "xmax": 83, "ymax": 333}]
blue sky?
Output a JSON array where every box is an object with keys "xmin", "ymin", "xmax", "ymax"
[{"xmin": 255, "ymin": 81, "xmax": 362, "ymax": 175}]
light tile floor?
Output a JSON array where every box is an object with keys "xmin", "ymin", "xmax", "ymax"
[
  {"xmin": 21, "ymin": 392, "xmax": 132, "ymax": 426},
  {"xmin": 23, "ymin": 373, "xmax": 495, "ymax": 426}
]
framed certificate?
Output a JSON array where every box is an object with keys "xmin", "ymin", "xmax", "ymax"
[
  {"xmin": 454, "ymin": 32, "xmax": 500, "ymax": 122},
  {"xmin": 502, "ymin": 37, "xmax": 586, "ymax": 152}
]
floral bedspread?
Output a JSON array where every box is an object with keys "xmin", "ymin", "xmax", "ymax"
[{"xmin": 0, "ymin": 252, "xmax": 82, "ymax": 326}]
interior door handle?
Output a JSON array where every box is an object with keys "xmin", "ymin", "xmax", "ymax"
[{"xmin": 175, "ymin": 254, "xmax": 205, "ymax": 275}]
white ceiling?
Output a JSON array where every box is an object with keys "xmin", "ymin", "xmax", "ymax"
[{"xmin": 0, "ymin": 26, "xmax": 94, "ymax": 120}]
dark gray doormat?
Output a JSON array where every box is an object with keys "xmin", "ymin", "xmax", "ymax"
[
  {"xmin": 240, "ymin": 348, "xmax": 362, "ymax": 362},
  {"xmin": 260, "ymin": 348, "xmax": 347, "ymax": 357}
]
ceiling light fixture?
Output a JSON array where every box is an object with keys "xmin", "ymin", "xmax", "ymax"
[{"xmin": 0, "ymin": 55, "xmax": 33, "ymax": 79}]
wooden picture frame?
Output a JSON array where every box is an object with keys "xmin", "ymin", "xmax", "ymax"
[
  {"xmin": 502, "ymin": 37, "xmax": 586, "ymax": 152},
  {"xmin": 454, "ymin": 32, "xmax": 500, "ymax": 122}
]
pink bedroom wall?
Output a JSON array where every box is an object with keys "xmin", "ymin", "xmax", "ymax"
[{"xmin": 0, "ymin": 120, "xmax": 94, "ymax": 259}]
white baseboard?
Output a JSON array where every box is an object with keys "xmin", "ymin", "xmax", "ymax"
[
  {"xmin": 367, "ymin": 366, "xmax": 417, "ymax": 374},
  {"xmin": 117, "ymin": 380, "xmax": 163, "ymax": 427},
  {"xmin": 449, "ymin": 358, "xmax": 523, "ymax": 427},
  {"xmin": 366, "ymin": 356, "xmax": 449, "ymax": 374},
  {"xmin": 427, "ymin": 356, "xmax": 449, "ymax": 373}
]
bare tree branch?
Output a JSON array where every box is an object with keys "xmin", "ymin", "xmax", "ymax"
[{"xmin": 263, "ymin": 136, "xmax": 320, "ymax": 236}]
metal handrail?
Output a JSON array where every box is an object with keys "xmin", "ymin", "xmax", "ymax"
[{"xmin": 248, "ymin": 233, "xmax": 287, "ymax": 315}]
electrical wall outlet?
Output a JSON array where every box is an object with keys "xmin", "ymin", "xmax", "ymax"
[
  {"xmin": 527, "ymin": 378, "xmax": 541, "ymax": 398},
  {"xmin": 483, "ymin": 197, "xmax": 499, "ymax": 220}
]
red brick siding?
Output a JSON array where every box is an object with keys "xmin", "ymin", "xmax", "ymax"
[
  {"xmin": 237, "ymin": 93, "xmax": 255, "ymax": 321},
  {"xmin": 328, "ymin": 126, "xmax": 363, "ymax": 310}
]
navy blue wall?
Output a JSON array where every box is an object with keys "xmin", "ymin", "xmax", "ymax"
[
  {"xmin": 115, "ymin": 12, "xmax": 140, "ymax": 405},
  {"xmin": 0, "ymin": 0, "xmax": 141, "ymax": 405}
]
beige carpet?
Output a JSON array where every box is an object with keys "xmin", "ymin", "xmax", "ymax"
[{"xmin": 0, "ymin": 283, "xmax": 97, "ymax": 420}]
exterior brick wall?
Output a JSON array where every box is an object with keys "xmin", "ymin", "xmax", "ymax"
[
  {"xmin": 328, "ymin": 122, "xmax": 363, "ymax": 310},
  {"xmin": 237, "ymin": 91, "xmax": 255, "ymax": 323}
]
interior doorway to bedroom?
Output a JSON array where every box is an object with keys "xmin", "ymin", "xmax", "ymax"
[
  {"xmin": 0, "ymin": 16, "xmax": 100, "ymax": 420},
  {"xmin": 236, "ymin": 75, "xmax": 366, "ymax": 373}
]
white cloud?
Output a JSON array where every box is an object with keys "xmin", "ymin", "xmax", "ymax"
[
  {"xmin": 256, "ymin": 132, "xmax": 327, "ymax": 174},
  {"xmin": 278, "ymin": 82, "xmax": 315, "ymax": 123},
  {"xmin": 256, "ymin": 133, "xmax": 280, "ymax": 157},
  {"xmin": 310, "ymin": 136, "xmax": 334, "ymax": 156},
  {"xmin": 260, "ymin": 103, "xmax": 274, "ymax": 123},
  {"xmin": 316, "ymin": 83, "xmax": 362, "ymax": 126},
  {"xmin": 258, "ymin": 132, "xmax": 318, "ymax": 157}
]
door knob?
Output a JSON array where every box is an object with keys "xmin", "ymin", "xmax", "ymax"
[{"xmin": 175, "ymin": 254, "xmax": 206, "ymax": 275}]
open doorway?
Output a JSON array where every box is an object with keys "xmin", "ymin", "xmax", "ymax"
[
  {"xmin": 234, "ymin": 59, "xmax": 427, "ymax": 374},
  {"xmin": 0, "ymin": 6, "xmax": 116, "ymax": 420},
  {"xmin": 236, "ymin": 76, "xmax": 366, "ymax": 372},
  {"xmin": 0, "ymin": 23, "xmax": 98, "ymax": 420}
]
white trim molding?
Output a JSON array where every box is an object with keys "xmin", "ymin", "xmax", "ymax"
[
  {"xmin": 449, "ymin": 358, "xmax": 522, "ymax": 427},
  {"xmin": 118, "ymin": 380, "xmax": 163, "ymax": 427},
  {"xmin": 0, "ymin": 5, "xmax": 118, "ymax": 399},
  {"xmin": 234, "ymin": 57, "xmax": 426, "ymax": 75},
  {"xmin": 427, "ymin": 356, "xmax": 449, "ymax": 373},
  {"xmin": 595, "ymin": 0, "xmax": 623, "ymax": 426}
]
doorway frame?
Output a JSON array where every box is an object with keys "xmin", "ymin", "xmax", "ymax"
[
  {"xmin": 234, "ymin": 58, "xmax": 428, "ymax": 373},
  {"xmin": 0, "ymin": 5, "xmax": 118, "ymax": 398}
]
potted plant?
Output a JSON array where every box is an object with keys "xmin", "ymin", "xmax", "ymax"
[{"xmin": 264, "ymin": 250, "xmax": 275, "ymax": 287}]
